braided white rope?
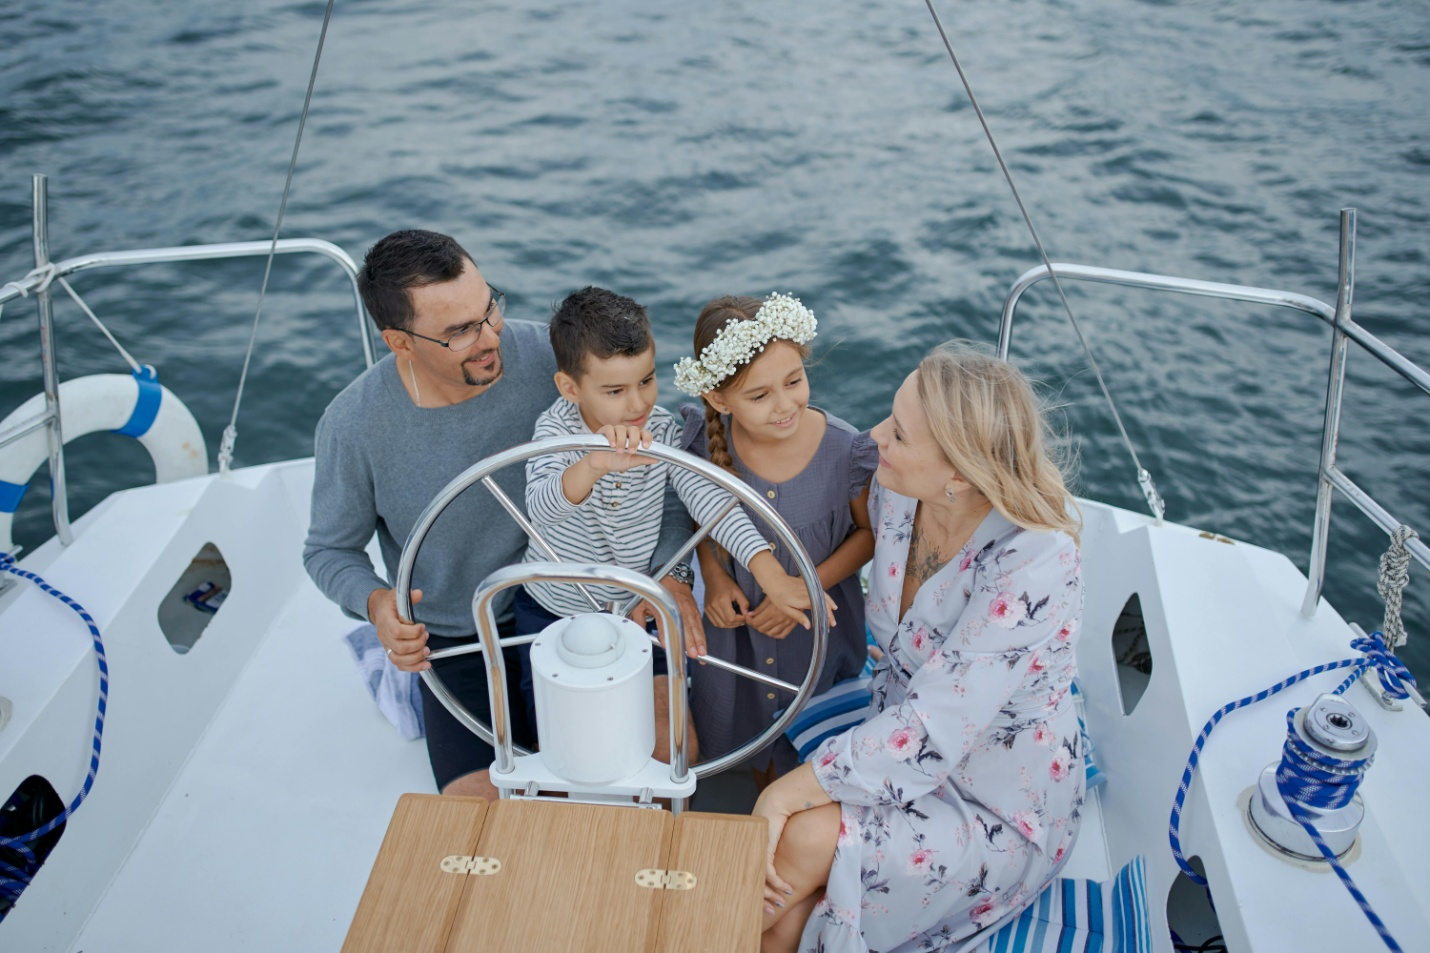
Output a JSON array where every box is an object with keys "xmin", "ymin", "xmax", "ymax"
[
  {"xmin": 0, "ymin": 263, "xmax": 58, "ymax": 325},
  {"xmin": 0, "ymin": 280, "xmax": 31, "ymax": 324},
  {"xmin": 1377, "ymin": 525, "xmax": 1417, "ymax": 648},
  {"xmin": 26, "ymin": 262, "xmax": 58, "ymax": 294}
]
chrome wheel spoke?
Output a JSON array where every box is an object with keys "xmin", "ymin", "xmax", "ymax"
[
  {"xmin": 618, "ymin": 496, "xmax": 739, "ymax": 619},
  {"xmin": 479, "ymin": 475, "xmax": 602, "ymax": 612}
]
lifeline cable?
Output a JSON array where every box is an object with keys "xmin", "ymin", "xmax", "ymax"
[
  {"xmin": 0, "ymin": 553, "xmax": 108, "ymax": 910},
  {"xmin": 1168, "ymin": 633, "xmax": 1412, "ymax": 952},
  {"xmin": 922, "ymin": 0, "xmax": 1165, "ymax": 521},
  {"xmin": 218, "ymin": 0, "xmax": 337, "ymax": 476}
]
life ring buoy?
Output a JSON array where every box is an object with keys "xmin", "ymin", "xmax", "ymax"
[{"xmin": 0, "ymin": 369, "xmax": 208, "ymax": 552}]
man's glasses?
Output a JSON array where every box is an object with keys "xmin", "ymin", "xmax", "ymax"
[{"xmin": 405, "ymin": 286, "xmax": 505, "ymax": 352}]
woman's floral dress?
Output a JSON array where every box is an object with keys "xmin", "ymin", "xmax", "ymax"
[{"xmin": 801, "ymin": 479, "xmax": 1084, "ymax": 953}]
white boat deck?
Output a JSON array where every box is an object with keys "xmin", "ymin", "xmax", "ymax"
[
  {"xmin": 1, "ymin": 461, "xmax": 434, "ymax": 950},
  {"xmin": 0, "ymin": 459, "xmax": 1425, "ymax": 951},
  {"xmin": 72, "ymin": 577, "xmax": 432, "ymax": 949}
]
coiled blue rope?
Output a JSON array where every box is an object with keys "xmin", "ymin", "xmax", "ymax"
[
  {"xmin": 1275, "ymin": 707, "xmax": 1371, "ymax": 813},
  {"xmin": 0, "ymin": 552, "xmax": 108, "ymax": 909},
  {"xmin": 1168, "ymin": 633, "xmax": 1412, "ymax": 952}
]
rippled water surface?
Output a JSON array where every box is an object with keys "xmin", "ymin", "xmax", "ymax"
[{"xmin": 1, "ymin": 0, "xmax": 1426, "ymax": 680}]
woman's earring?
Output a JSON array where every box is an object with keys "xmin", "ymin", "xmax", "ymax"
[{"xmin": 945, "ymin": 484, "xmax": 957, "ymax": 504}]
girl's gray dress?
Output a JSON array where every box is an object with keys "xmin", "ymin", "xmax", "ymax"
[{"xmin": 680, "ymin": 405, "xmax": 878, "ymax": 773}]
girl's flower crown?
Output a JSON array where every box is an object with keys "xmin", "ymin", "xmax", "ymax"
[{"xmin": 673, "ymin": 292, "xmax": 818, "ymax": 396}]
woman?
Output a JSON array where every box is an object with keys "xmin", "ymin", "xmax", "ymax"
[{"xmin": 754, "ymin": 342, "xmax": 1085, "ymax": 953}]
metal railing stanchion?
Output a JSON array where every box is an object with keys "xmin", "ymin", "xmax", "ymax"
[
  {"xmin": 1301, "ymin": 209, "xmax": 1357, "ymax": 617},
  {"xmin": 31, "ymin": 175, "xmax": 72, "ymax": 546},
  {"xmin": 996, "ymin": 211, "xmax": 1428, "ymax": 624},
  {"xmin": 0, "ymin": 215, "xmax": 373, "ymax": 548}
]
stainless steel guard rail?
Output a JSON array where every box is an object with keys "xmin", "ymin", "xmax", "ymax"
[
  {"xmin": 0, "ymin": 174, "xmax": 372, "ymax": 548},
  {"xmin": 997, "ymin": 209, "xmax": 1429, "ymax": 618}
]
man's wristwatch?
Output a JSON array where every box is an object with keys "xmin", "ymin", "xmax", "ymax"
[{"xmin": 665, "ymin": 562, "xmax": 695, "ymax": 587}]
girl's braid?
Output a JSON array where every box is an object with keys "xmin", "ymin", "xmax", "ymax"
[{"xmin": 704, "ymin": 402, "xmax": 737, "ymax": 475}]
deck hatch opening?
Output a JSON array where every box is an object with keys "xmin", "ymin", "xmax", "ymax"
[
  {"xmin": 1111, "ymin": 593, "xmax": 1152, "ymax": 716},
  {"xmin": 0, "ymin": 774, "xmax": 66, "ymax": 924},
  {"xmin": 1165, "ymin": 854, "xmax": 1223, "ymax": 950},
  {"xmin": 157, "ymin": 541, "xmax": 231, "ymax": 654}
]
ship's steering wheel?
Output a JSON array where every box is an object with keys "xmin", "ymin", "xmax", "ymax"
[{"xmin": 392, "ymin": 435, "xmax": 829, "ymax": 783}]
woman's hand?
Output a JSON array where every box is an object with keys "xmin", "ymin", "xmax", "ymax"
[
  {"xmin": 750, "ymin": 763, "xmax": 834, "ymax": 913},
  {"xmin": 752, "ymin": 786, "xmax": 796, "ymax": 907}
]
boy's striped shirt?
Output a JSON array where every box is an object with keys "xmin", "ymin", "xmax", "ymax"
[{"xmin": 522, "ymin": 399, "xmax": 769, "ymax": 618}]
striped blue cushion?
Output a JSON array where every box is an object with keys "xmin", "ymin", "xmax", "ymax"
[
  {"xmin": 1084, "ymin": 748, "xmax": 1104, "ymax": 789},
  {"xmin": 1069, "ymin": 680, "xmax": 1105, "ymax": 789},
  {"xmin": 785, "ymin": 675, "xmax": 873, "ymax": 761},
  {"xmin": 984, "ymin": 856, "xmax": 1151, "ymax": 953}
]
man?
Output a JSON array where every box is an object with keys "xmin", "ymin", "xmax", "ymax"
[{"xmin": 303, "ymin": 229, "xmax": 700, "ymax": 798}]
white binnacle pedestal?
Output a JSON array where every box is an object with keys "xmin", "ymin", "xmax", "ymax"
[{"xmin": 525, "ymin": 612, "xmax": 658, "ymax": 787}]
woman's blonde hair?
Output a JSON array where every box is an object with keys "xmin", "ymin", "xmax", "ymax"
[
  {"xmin": 916, "ymin": 341, "xmax": 1081, "ymax": 544},
  {"xmin": 693, "ymin": 295, "xmax": 812, "ymax": 475}
]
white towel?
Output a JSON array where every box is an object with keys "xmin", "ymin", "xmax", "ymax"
[{"xmin": 343, "ymin": 624, "xmax": 425, "ymax": 741}]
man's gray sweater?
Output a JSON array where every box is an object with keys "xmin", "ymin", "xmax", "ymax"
[{"xmin": 303, "ymin": 319, "xmax": 690, "ymax": 637}]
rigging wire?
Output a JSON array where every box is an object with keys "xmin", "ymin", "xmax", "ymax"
[
  {"xmin": 922, "ymin": 0, "xmax": 1165, "ymax": 521},
  {"xmin": 56, "ymin": 277, "xmax": 143, "ymax": 375},
  {"xmin": 2, "ymin": 269, "xmax": 145, "ymax": 375},
  {"xmin": 218, "ymin": 0, "xmax": 337, "ymax": 476}
]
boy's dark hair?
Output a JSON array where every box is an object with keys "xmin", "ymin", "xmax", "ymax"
[
  {"xmin": 359, "ymin": 229, "xmax": 474, "ymax": 332},
  {"xmin": 549, "ymin": 286, "xmax": 653, "ymax": 378}
]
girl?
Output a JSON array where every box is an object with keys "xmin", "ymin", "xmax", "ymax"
[{"xmin": 674, "ymin": 292, "xmax": 877, "ymax": 784}]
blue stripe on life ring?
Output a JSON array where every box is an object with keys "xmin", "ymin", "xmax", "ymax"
[
  {"xmin": 0, "ymin": 479, "xmax": 27, "ymax": 514},
  {"xmin": 114, "ymin": 366, "xmax": 162, "ymax": 438}
]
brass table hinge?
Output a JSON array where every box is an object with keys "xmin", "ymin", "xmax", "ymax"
[
  {"xmin": 634, "ymin": 868, "xmax": 697, "ymax": 890},
  {"xmin": 440, "ymin": 855, "xmax": 502, "ymax": 876}
]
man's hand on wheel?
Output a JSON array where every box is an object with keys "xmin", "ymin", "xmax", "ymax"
[{"xmin": 369, "ymin": 587, "xmax": 430, "ymax": 672}]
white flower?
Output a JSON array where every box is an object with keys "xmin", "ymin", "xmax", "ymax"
[{"xmin": 672, "ymin": 292, "xmax": 817, "ymax": 396}]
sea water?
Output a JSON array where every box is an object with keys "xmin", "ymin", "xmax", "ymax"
[{"xmin": 0, "ymin": 0, "xmax": 1425, "ymax": 683}]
